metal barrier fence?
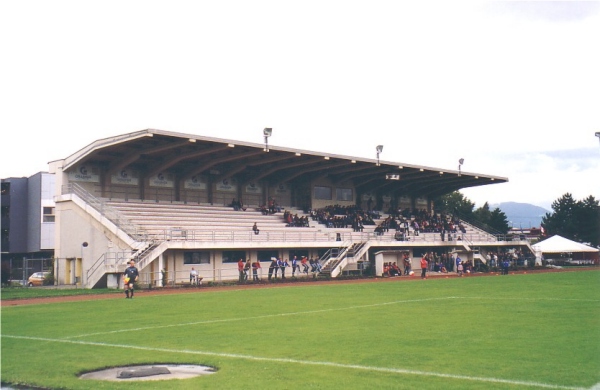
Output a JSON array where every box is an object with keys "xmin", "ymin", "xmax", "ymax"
[
  {"xmin": 135, "ymin": 266, "xmax": 334, "ymax": 287},
  {"xmin": 150, "ymin": 228, "xmax": 512, "ymax": 244},
  {"xmin": 4, "ymin": 257, "xmax": 54, "ymax": 286}
]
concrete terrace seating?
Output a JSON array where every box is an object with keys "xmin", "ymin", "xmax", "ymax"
[
  {"xmin": 104, "ymin": 200, "xmax": 346, "ymax": 242},
  {"xmin": 102, "ymin": 200, "xmax": 498, "ymax": 244},
  {"xmin": 107, "ymin": 200, "xmax": 289, "ymax": 229}
]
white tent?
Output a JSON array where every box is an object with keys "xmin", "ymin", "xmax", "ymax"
[
  {"xmin": 532, "ymin": 235, "xmax": 599, "ymax": 253},
  {"xmin": 532, "ymin": 235, "xmax": 599, "ymax": 266}
]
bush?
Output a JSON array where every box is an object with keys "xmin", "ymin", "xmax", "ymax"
[{"xmin": 43, "ymin": 273, "xmax": 55, "ymax": 286}]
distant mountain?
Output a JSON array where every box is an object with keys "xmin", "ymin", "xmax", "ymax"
[{"xmin": 489, "ymin": 202, "xmax": 550, "ymax": 229}]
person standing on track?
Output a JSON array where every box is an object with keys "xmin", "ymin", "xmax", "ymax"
[
  {"xmin": 268, "ymin": 258, "xmax": 277, "ymax": 280},
  {"xmin": 123, "ymin": 260, "xmax": 139, "ymax": 299},
  {"xmin": 420, "ymin": 254, "xmax": 429, "ymax": 279},
  {"xmin": 291, "ymin": 256, "xmax": 299, "ymax": 277},
  {"xmin": 190, "ymin": 267, "xmax": 198, "ymax": 285},
  {"xmin": 238, "ymin": 258, "xmax": 245, "ymax": 283},
  {"xmin": 252, "ymin": 259, "xmax": 261, "ymax": 281}
]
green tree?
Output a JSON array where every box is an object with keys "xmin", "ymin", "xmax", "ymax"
[
  {"xmin": 473, "ymin": 202, "xmax": 491, "ymax": 225},
  {"xmin": 488, "ymin": 208, "xmax": 510, "ymax": 233},
  {"xmin": 575, "ymin": 196, "xmax": 599, "ymax": 247},
  {"xmin": 434, "ymin": 191, "xmax": 475, "ymax": 218},
  {"xmin": 542, "ymin": 194, "xmax": 600, "ymax": 247},
  {"xmin": 471, "ymin": 201, "xmax": 510, "ymax": 233}
]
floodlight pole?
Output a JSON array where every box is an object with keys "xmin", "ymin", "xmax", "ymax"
[
  {"xmin": 596, "ymin": 132, "xmax": 600, "ymax": 146},
  {"xmin": 376, "ymin": 145, "xmax": 383, "ymax": 166},
  {"xmin": 458, "ymin": 158, "xmax": 464, "ymax": 177},
  {"xmin": 81, "ymin": 242, "xmax": 88, "ymax": 287},
  {"xmin": 263, "ymin": 128, "xmax": 272, "ymax": 152}
]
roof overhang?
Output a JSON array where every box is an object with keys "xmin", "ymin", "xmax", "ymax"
[{"xmin": 59, "ymin": 128, "xmax": 508, "ymax": 198}]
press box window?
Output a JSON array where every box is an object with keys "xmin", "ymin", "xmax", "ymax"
[
  {"xmin": 314, "ymin": 186, "xmax": 332, "ymax": 200},
  {"xmin": 336, "ymin": 188, "xmax": 353, "ymax": 201},
  {"xmin": 43, "ymin": 207, "xmax": 55, "ymax": 223}
]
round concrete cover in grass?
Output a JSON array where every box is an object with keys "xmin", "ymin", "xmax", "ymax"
[{"xmin": 80, "ymin": 364, "xmax": 216, "ymax": 382}]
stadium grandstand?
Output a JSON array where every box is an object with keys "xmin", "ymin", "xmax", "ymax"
[{"xmin": 48, "ymin": 128, "xmax": 532, "ymax": 288}]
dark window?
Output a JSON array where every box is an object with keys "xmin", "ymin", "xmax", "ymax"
[
  {"xmin": 223, "ymin": 250, "xmax": 246, "ymax": 263},
  {"xmin": 184, "ymin": 251, "xmax": 211, "ymax": 264},
  {"xmin": 289, "ymin": 249, "xmax": 309, "ymax": 259},
  {"xmin": 43, "ymin": 207, "xmax": 55, "ymax": 223},
  {"xmin": 257, "ymin": 250, "xmax": 279, "ymax": 262},
  {"xmin": 314, "ymin": 186, "xmax": 332, "ymax": 200},
  {"xmin": 336, "ymin": 188, "xmax": 353, "ymax": 201}
]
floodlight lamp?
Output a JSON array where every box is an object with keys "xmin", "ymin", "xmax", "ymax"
[
  {"xmin": 376, "ymin": 145, "xmax": 383, "ymax": 166},
  {"xmin": 459, "ymin": 158, "xmax": 464, "ymax": 165},
  {"xmin": 263, "ymin": 128, "xmax": 272, "ymax": 152}
]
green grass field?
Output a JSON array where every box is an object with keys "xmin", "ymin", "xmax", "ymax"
[{"xmin": 2, "ymin": 271, "xmax": 599, "ymax": 389}]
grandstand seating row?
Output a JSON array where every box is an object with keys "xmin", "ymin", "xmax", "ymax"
[{"xmin": 105, "ymin": 200, "xmax": 495, "ymax": 243}]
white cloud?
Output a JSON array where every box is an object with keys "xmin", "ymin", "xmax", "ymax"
[{"xmin": 1, "ymin": 1, "xmax": 599, "ymax": 208}]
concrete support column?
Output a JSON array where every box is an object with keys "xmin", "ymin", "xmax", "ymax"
[
  {"xmin": 158, "ymin": 252, "xmax": 164, "ymax": 287},
  {"xmin": 107, "ymin": 274, "xmax": 119, "ymax": 289}
]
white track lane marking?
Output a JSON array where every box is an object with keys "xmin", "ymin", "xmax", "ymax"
[
  {"xmin": 65, "ymin": 296, "xmax": 455, "ymax": 339},
  {"xmin": 451, "ymin": 297, "xmax": 600, "ymax": 303},
  {"xmin": 1, "ymin": 334, "xmax": 589, "ymax": 389},
  {"xmin": 65, "ymin": 295, "xmax": 599, "ymax": 340}
]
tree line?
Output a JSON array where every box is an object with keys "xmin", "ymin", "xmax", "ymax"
[{"xmin": 434, "ymin": 192, "xmax": 599, "ymax": 247}]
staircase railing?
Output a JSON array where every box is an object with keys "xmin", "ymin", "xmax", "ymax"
[
  {"xmin": 454, "ymin": 212, "xmax": 506, "ymax": 236},
  {"xmin": 62, "ymin": 183, "xmax": 151, "ymax": 242},
  {"xmin": 63, "ymin": 183, "xmax": 160, "ymax": 286},
  {"xmin": 85, "ymin": 251, "xmax": 133, "ymax": 287},
  {"xmin": 349, "ymin": 242, "xmax": 369, "ymax": 262},
  {"xmin": 133, "ymin": 241, "xmax": 163, "ymax": 271},
  {"xmin": 329, "ymin": 241, "xmax": 371, "ymax": 278},
  {"xmin": 318, "ymin": 242, "xmax": 351, "ymax": 275}
]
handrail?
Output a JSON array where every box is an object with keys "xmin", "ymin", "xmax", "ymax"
[
  {"xmin": 86, "ymin": 253, "xmax": 108, "ymax": 283},
  {"xmin": 134, "ymin": 241, "xmax": 163, "ymax": 271},
  {"xmin": 62, "ymin": 183, "xmax": 151, "ymax": 242},
  {"xmin": 455, "ymin": 213, "xmax": 506, "ymax": 235},
  {"xmin": 85, "ymin": 251, "xmax": 133, "ymax": 287},
  {"xmin": 134, "ymin": 228, "xmax": 522, "ymax": 244}
]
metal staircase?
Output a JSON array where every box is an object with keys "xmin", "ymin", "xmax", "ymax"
[
  {"xmin": 64, "ymin": 183, "xmax": 162, "ymax": 288},
  {"xmin": 318, "ymin": 241, "xmax": 370, "ymax": 278}
]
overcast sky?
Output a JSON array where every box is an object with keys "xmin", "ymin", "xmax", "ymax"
[{"xmin": 1, "ymin": 1, "xmax": 599, "ymax": 210}]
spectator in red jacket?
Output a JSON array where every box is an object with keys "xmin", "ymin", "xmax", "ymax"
[
  {"xmin": 420, "ymin": 255, "xmax": 429, "ymax": 279},
  {"xmin": 252, "ymin": 260, "xmax": 261, "ymax": 281},
  {"xmin": 238, "ymin": 259, "xmax": 245, "ymax": 282}
]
